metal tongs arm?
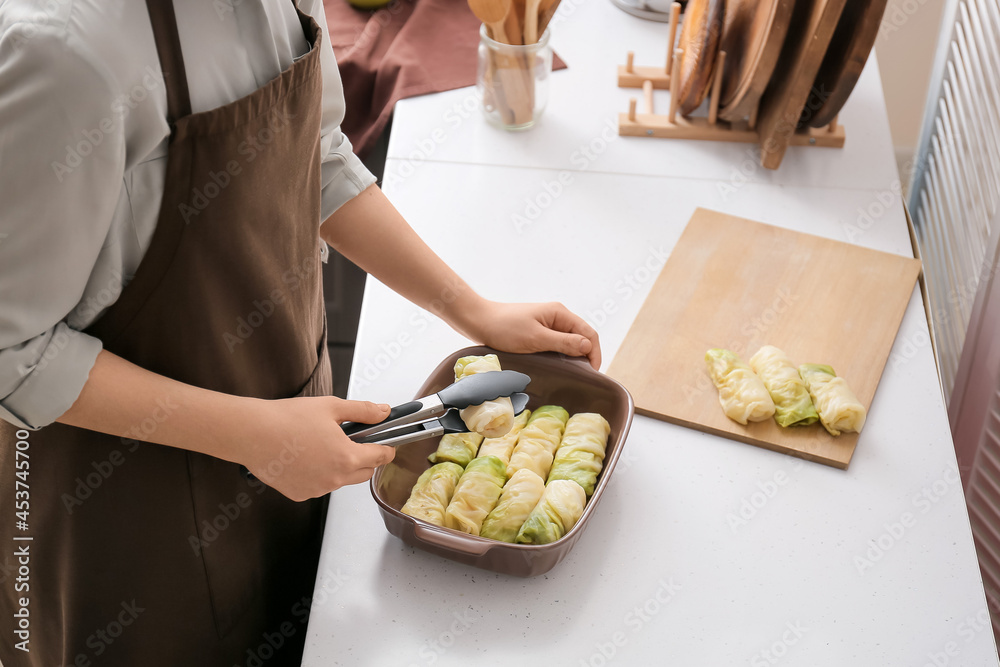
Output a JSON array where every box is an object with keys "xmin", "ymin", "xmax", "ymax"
[{"xmin": 341, "ymin": 370, "xmax": 531, "ymax": 447}]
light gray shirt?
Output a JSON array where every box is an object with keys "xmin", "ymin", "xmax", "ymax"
[{"xmin": 0, "ymin": 0, "xmax": 377, "ymax": 429}]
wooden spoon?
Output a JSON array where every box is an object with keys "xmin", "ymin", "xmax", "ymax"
[
  {"xmin": 469, "ymin": 0, "xmax": 533, "ymax": 125},
  {"xmin": 468, "ymin": 0, "xmax": 512, "ymax": 42},
  {"xmin": 508, "ymin": 0, "xmax": 526, "ymax": 44}
]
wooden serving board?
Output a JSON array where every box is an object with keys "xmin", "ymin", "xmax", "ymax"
[
  {"xmin": 755, "ymin": 0, "xmax": 847, "ymax": 168},
  {"xmin": 607, "ymin": 209, "xmax": 922, "ymax": 469},
  {"xmin": 801, "ymin": 0, "xmax": 889, "ymax": 128},
  {"xmin": 717, "ymin": 0, "xmax": 795, "ymax": 123}
]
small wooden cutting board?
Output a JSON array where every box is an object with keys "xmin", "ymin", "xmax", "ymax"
[{"xmin": 607, "ymin": 208, "xmax": 922, "ymax": 469}]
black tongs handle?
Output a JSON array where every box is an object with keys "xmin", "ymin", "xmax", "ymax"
[{"xmin": 341, "ymin": 400, "xmax": 423, "ymax": 438}]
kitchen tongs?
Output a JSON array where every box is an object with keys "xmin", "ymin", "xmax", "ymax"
[{"xmin": 342, "ymin": 370, "xmax": 531, "ymax": 448}]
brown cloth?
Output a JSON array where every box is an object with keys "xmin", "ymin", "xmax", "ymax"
[
  {"xmin": 0, "ymin": 2, "xmax": 331, "ymax": 666},
  {"xmin": 325, "ymin": 0, "xmax": 566, "ymax": 156}
]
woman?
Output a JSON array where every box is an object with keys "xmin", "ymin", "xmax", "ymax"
[{"xmin": 0, "ymin": 1, "xmax": 599, "ymax": 665}]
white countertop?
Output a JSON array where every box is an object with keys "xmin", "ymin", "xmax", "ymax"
[{"xmin": 303, "ymin": 1, "xmax": 1000, "ymax": 664}]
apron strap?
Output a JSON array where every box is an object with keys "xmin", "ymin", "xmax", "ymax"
[{"xmin": 144, "ymin": 0, "xmax": 193, "ymax": 124}]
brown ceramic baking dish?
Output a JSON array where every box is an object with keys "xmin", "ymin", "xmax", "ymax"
[{"xmin": 370, "ymin": 345, "xmax": 634, "ymax": 577}]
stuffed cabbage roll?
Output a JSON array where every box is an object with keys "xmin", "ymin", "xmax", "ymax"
[
  {"xmin": 428, "ymin": 432, "xmax": 484, "ymax": 467},
  {"xmin": 514, "ymin": 480, "xmax": 587, "ymax": 545},
  {"xmin": 547, "ymin": 413, "xmax": 611, "ymax": 496},
  {"xmin": 476, "ymin": 409, "xmax": 531, "ymax": 466},
  {"xmin": 455, "ymin": 355, "xmax": 515, "ymax": 438},
  {"xmin": 506, "ymin": 405, "xmax": 570, "ymax": 479},
  {"xmin": 444, "ymin": 455, "xmax": 507, "ymax": 535},
  {"xmin": 748, "ymin": 346, "xmax": 819, "ymax": 427},
  {"xmin": 401, "ymin": 462, "xmax": 465, "ymax": 526},
  {"xmin": 705, "ymin": 349, "xmax": 776, "ymax": 425},
  {"xmin": 479, "ymin": 469, "xmax": 546, "ymax": 542},
  {"xmin": 799, "ymin": 364, "xmax": 867, "ymax": 436}
]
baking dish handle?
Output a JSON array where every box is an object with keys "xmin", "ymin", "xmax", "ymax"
[{"xmin": 413, "ymin": 524, "xmax": 493, "ymax": 556}]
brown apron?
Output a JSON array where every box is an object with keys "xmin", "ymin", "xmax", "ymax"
[{"xmin": 0, "ymin": 2, "xmax": 333, "ymax": 665}]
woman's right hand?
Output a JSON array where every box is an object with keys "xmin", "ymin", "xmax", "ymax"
[{"xmin": 240, "ymin": 396, "xmax": 396, "ymax": 501}]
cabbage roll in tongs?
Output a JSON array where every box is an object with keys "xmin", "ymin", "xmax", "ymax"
[
  {"xmin": 476, "ymin": 409, "xmax": 532, "ymax": 466},
  {"xmin": 340, "ymin": 366, "xmax": 530, "ymax": 447},
  {"xmin": 454, "ymin": 355, "xmax": 518, "ymax": 438}
]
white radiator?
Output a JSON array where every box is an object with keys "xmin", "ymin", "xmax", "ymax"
[{"xmin": 910, "ymin": 0, "xmax": 1000, "ymax": 642}]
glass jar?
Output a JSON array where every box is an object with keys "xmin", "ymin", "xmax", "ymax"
[{"xmin": 477, "ymin": 25, "xmax": 553, "ymax": 131}]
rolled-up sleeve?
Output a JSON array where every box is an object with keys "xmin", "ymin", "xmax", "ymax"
[
  {"xmin": 0, "ymin": 23, "xmax": 124, "ymax": 429},
  {"xmin": 305, "ymin": 0, "xmax": 378, "ymax": 222}
]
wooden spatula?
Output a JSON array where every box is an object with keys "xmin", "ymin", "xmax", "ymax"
[
  {"xmin": 536, "ymin": 0, "xmax": 562, "ymax": 39},
  {"xmin": 524, "ymin": 0, "xmax": 542, "ymax": 43}
]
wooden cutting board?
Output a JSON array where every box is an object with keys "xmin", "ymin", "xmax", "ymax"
[{"xmin": 607, "ymin": 208, "xmax": 922, "ymax": 469}]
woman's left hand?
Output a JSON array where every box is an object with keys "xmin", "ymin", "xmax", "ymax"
[{"xmin": 452, "ymin": 299, "xmax": 602, "ymax": 370}]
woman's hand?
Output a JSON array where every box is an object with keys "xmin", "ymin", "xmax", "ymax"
[
  {"xmin": 241, "ymin": 396, "xmax": 396, "ymax": 502},
  {"xmin": 451, "ymin": 298, "xmax": 602, "ymax": 370}
]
